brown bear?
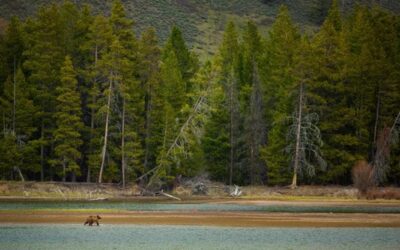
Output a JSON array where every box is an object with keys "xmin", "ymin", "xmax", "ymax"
[{"xmin": 84, "ymin": 215, "xmax": 101, "ymax": 226}]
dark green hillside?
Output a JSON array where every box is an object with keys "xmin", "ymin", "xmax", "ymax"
[{"xmin": 0, "ymin": 0, "xmax": 399, "ymax": 59}]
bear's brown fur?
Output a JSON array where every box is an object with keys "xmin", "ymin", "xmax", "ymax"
[{"xmin": 84, "ymin": 215, "xmax": 101, "ymax": 226}]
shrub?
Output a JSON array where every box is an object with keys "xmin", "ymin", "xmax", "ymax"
[
  {"xmin": 352, "ymin": 160, "xmax": 374, "ymax": 196},
  {"xmin": 366, "ymin": 188, "xmax": 400, "ymax": 200}
]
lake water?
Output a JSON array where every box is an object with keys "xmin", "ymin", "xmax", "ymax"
[
  {"xmin": 1, "ymin": 201, "xmax": 400, "ymax": 213},
  {"xmin": 0, "ymin": 201, "xmax": 400, "ymax": 213},
  {"xmin": 0, "ymin": 224, "xmax": 399, "ymax": 250}
]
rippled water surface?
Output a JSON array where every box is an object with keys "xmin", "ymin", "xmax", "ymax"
[
  {"xmin": 0, "ymin": 224, "xmax": 399, "ymax": 250},
  {"xmin": 1, "ymin": 201, "xmax": 400, "ymax": 213}
]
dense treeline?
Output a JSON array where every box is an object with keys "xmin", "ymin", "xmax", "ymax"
[{"xmin": 0, "ymin": 0, "xmax": 399, "ymax": 187}]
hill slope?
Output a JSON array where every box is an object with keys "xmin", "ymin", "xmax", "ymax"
[{"xmin": 0, "ymin": 0, "xmax": 399, "ymax": 58}]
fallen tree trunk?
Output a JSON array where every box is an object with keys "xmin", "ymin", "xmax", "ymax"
[
  {"xmin": 138, "ymin": 186, "xmax": 181, "ymax": 201},
  {"xmin": 135, "ymin": 71, "xmax": 216, "ymax": 186},
  {"xmin": 159, "ymin": 190, "xmax": 181, "ymax": 201}
]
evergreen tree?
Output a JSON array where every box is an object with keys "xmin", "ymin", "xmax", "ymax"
[
  {"xmin": 204, "ymin": 21, "xmax": 241, "ymax": 185},
  {"xmin": 59, "ymin": 1, "xmax": 80, "ymax": 57},
  {"xmin": 82, "ymin": 15, "xmax": 113, "ymax": 182},
  {"xmin": 110, "ymin": 0, "xmax": 143, "ymax": 186},
  {"xmin": 261, "ymin": 5, "xmax": 300, "ymax": 185},
  {"xmin": 308, "ymin": 0, "xmax": 358, "ymax": 184},
  {"xmin": 53, "ymin": 56, "xmax": 84, "ymax": 182},
  {"xmin": 156, "ymin": 48, "xmax": 186, "ymax": 178},
  {"xmin": 202, "ymin": 83, "xmax": 230, "ymax": 182},
  {"xmin": 241, "ymin": 21, "xmax": 266, "ymax": 185},
  {"xmin": 288, "ymin": 37, "xmax": 326, "ymax": 188},
  {"xmin": 0, "ymin": 16, "xmax": 24, "ymax": 85},
  {"xmin": 164, "ymin": 26, "xmax": 197, "ymax": 84},
  {"xmin": 0, "ymin": 68, "xmax": 38, "ymax": 180},
  {"xmin": 23, "ymin": 4, "xmax": 64, "ymax": 180},
  {"xmin": 139, "ymin": 28, "xmax": 162, "ymax": 173}
]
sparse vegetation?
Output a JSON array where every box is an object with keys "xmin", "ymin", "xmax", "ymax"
[{"xmin": 352, "ymin": 160, "xmax": 374, "ymax": 197}]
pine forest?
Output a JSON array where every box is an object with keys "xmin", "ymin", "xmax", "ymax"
[{"xmin": 0, "ymin": 0, "xmax": 399, "ymax": 189}]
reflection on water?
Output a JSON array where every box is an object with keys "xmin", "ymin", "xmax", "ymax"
[
  {"xmin": 0, "ymin": 201, "xmax": 400, "ymax": 213},
  {"xmin": 0, "ymin": 224, "xmax": 399, "ymax": 250}
]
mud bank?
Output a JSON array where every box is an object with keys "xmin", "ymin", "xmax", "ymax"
[{"xmin": 1, "ymin": 211, "xmax": 399, "ymax": 227}]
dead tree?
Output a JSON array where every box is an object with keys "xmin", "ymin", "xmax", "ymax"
[
  {"xmin": 136, "ymin": 70, "xmax": 216, "ymax": 188},
  {"xmin": 371, "ymin": 111, "xmax": 400, "ymax": 184},
  {"xmin": 98, "ymin": 76, "xmax": 113, "ymax": 183},
  {"xmin": 286, "ymin": 82, "xmax": 326, "ymax": 188}
]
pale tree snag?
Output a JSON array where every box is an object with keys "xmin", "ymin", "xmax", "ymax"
[
  {"xmin": 373, "ymin": 85, "xmax": 381, "ymax": 146},
  {"xmin": 159, "ymin": 190, "xmax": 181, "ymax": 201},
  {"xmin": 14, "ymin": 166, "xmax": 25, "ymax": 182},
  {"xmin": 229, "ymin": 78, "xmax": 234, "ymax": 186},
  {"xmin": 291, "ymin": 82, "xmax": 303, "ymax": 189},
  {"xmin": 121, "ymin": 97, "xmax": 126, "ymax": 188},
  {"xmin": 98, "ymin": 76, "xmax": 113, "ymax": 183},
  {"xmin": 12, "ymin": 56, "xmax": 16, "ymax": 135},
  {"xmin": 287, "ymin": 80, "xmax": 325, "ymax": 189}
]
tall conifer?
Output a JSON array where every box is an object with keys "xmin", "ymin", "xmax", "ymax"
[{"xmin": 54, "ymin": 56, "xmax": 84, "ymax": 182}]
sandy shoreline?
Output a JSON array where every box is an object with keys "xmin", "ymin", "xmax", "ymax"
[{"xmin": 1, "ymin": 211, "xmax": 400, "ymax": 227}]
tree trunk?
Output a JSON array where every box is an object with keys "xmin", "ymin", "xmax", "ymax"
[
  {"xmin": 98, "ymin": 76, "xmax": 112, "ymax": 183},
  {"xmin": 250, "ymin": 145, "xmax": 255, "ymax": 184},
  {"xmin": 88, "ymin": 45, "xmax": 98, "ymax": 183},
  {"xmin": 121, "ymin": 97, "xmax": 126, "ymax": 188},
  {"xmin": 86, "ymin": 99, "xmax": 96, "ymax": 183},
  {"xmin": 372, "ymin": 85, "xmax": 381, "ymax": 156},
  {"xmin": 13, "ymin": 166, "xmax": 25, "ymax": 182},
  {"xmin": 12, "ymin": 56, "xmax": 16, "ymax": 135},
  {"xmin": 71, "ymin": 172, "xmax": 76, "ymax": 182},
  {"xmin": 87, "ymin": 100, "xmax": 95, "ymax": 183},
  {"xmin": 62, "ymin": 160, "xmax": 66, "ymax": 182},
  {"xmin": 144, "ymin": 79, "xmax": 152, "ymax": 171},
  {"xmin": 40, "ymin": 120, "xmax": 45, "ymax": 182},
  {"xmin": 291, "ymin": 172, "xmax": 297, "ymax": 188},
  {"xmin": 2, "ymin": 112, "xmax": 5, "ymax": 136},
  {"xmin": 229, "ymin": 77, "xmax": 234, "ymax": 186},
  {"xmin": 291, "ymin": 82, "xmax": 303, "ymax": 189}
]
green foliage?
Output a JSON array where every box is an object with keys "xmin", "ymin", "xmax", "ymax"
[
  {"xmin": 202, "ymin": 84, "xmax": 230, "ymax": 181},
  {"xmin": 138, "ymin": 27, "xmax": 161, "ymax": 173},
  {"xmin": 53, "ymin": 56, "xmax": 84, "ymax": 181},
  {"xmin": 0, "ymin": 0, "xmax": 399, "ymax": 188},
  {"xmin": 260, "ymin": 6, "xmax": 301, "ymax": 185},
  {"xmin": 0, "ymin": 68, "xmax": 38, "ymax": 180}
]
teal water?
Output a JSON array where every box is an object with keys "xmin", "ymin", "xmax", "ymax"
[
  {"xmin": 0, "ymin": 224, "xmax": 399, "ymax": 250},
  {"xmin": 1, "ymin": 201, "xmax": 400, "ymax": 213}
]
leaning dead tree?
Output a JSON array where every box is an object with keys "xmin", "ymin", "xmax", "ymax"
[
  {"xmin": 371, "ymin": 111, "xmax": 400, "ymax": 184},
  {"xmin": 136, "ymin": 70, "xmax": 216, "ymax": 188},
  {"xmin": 286, "ymin": 82, "xmax": 326, "ymax": 188},
  {"xmin": 98, "ymin": 76, "xmax": 113, "ymax": 183}
]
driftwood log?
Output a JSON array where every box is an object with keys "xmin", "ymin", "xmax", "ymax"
[{"xmin": 138, "ymin": 186, "xmax": 181, "ymax": 201}]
